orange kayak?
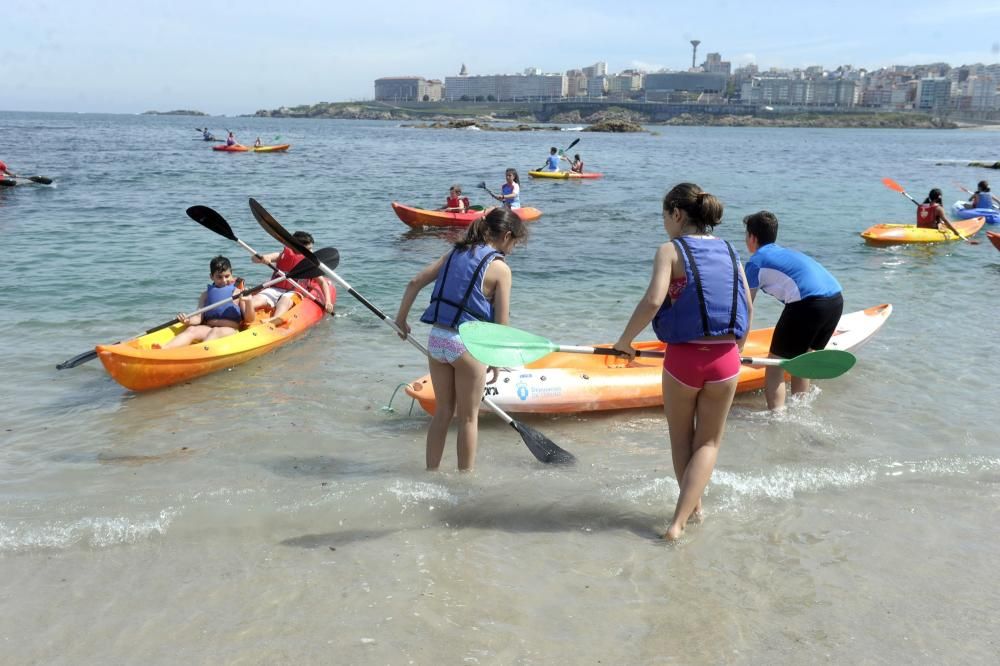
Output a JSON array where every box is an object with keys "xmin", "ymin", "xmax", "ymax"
[
  {"xmin": 860, "ymin": 217, "xmax": 984, "ymax": 244},
  {"xmin": 97, "ymin": 294, "xmax": 327, "ymax": 391},
  {"xmin": 212, "ymin": 144, "xmax": 249, "ymax": 152},
  {"xmin": 391, "ymin": 202, "xmax": 542, "ymax": 228},
  {"xmin": 988, "ymin": 230, "xmax": 1000, "ymax": 251},
  {"xmin": 404, "ymin": 304, "xmax": 892, "ymax": 415}
]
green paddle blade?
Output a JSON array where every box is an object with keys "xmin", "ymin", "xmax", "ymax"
[
  {"xmin": 459, "ymin": 321, "xmax": 557, "ymax": 367},
  {"xmin": 781, "ymin": 349, "xmax": 856, "ymax": 379}
]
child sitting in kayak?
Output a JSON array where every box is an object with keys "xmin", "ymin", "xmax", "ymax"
[
  {"xmin": 254, "ymin": 137, "xmax": 263, "ymax": 148},
  {"xmin": 916, "ymin": 188, "xmax": 955, "ymax": 230},
  {"xmin": 963, "ymin": 181, "xmax": 997, "ymax": 209},
  {"xmin": 251, "ymin": 231, "xmax": 336, "ymax": 318},
  {"xmin": 439, "ymin": 185, "xmax": 470, "ymax": 213},
  {"xmin": 494, "ymin": 168, "xmax": 521, "ymax": 209},
  {"xmin": 561, "ymin": 153, "xmax": 584, "ymax": 173},
  {"xmin": 161, "ymin": 256, "xmax": 254, "ymax": 349},
  {"xmin": 226, "ymin": 131, "xmax": 237, "ymax": 146}
]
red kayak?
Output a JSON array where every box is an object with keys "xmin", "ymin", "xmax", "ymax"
[
  {"xmin": 391, "ymin": 202, "xmax": 543, "ymax": 228},
  {"xmin": 987, "ymin": 230, "xmax": 1000, "ymax": 251},
  {"xmin": 212, "ymin": 144, "xmax": 249, "ymax": 152}
]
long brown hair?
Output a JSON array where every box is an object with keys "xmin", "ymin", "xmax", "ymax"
[
  {"xmin": 663, "ymin": 182, "xmax": 724, "ymax": 234},
  {"xmin": 454, "ymin": 208, "xmax": 527, "ymax": 251}
]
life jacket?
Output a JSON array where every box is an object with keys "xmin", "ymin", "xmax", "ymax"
[
  {"xmin": 446, "ymin": 195, "xmax": 469, "ymax": 210},
  {"xmin": 974, "ymin": 191, "xmax": 993, "ymax": 209},
  {"xmin": 303, "ymin": 276, "xmax": 337, "ymax": 307},
  {"xmin": 651, "ymin": 237, "xmax": 749, "ymax": 344},
  {"xmin": 501, "ymin": 182, "xmax": 520, "ymax": 209},
  {"xmin": 916, "ymin": 203, "xmax": 938, "ymax": 229},
  {"xmin": 420, "ymin": 245, "xmax": 502, "ymax": 329},
  {"xmin": 202, "ymin": 284, "xmax": 242, "ymax": 322},
  {"xmin": 272, "ymin": 247, "xmax": 304, "ymax": 291}
]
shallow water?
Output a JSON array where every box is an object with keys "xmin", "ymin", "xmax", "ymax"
[{"xmin": 1, "ymin": 112, "xmax": 998, "ymax": 663}]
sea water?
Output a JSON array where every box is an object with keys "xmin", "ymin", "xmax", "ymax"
[{"xmin": 1, "ymin": 112, "xmax": 998, "ymax": 663}]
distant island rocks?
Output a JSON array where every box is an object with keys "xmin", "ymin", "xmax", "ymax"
[{"xmin": 142, "ymin": 110, "xmax": 208, "ymax": 116}]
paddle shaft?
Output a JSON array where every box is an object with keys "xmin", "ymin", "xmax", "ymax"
[
  {"xmin": 955, "ymin": 182, "xmax": 1000, "ymax": 208},
  {"xmin": 571, "ymin": 344, "xmax": 833, "ymax": 367},
  {"xmin": 232, "ymin": 238, "xmax": 331, "ymax": 312}
]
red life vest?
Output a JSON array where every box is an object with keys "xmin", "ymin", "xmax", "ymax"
[
  {"xmin": 916, "ymin": 203, "xmax": 938, "ymax": 229},
  {"xmin": 303, "ymin": 276, "xmax": 337, "ymax": 307},
  {"xmin": 272, "ymin": 247, "xmax": 304, "ymax": 290}
]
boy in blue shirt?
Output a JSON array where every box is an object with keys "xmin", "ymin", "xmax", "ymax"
[{"xmin": 743, "ymin": 211, "xmax": 843, "ymax": 410}]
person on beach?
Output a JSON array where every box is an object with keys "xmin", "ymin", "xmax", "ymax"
[
  {"xmin": 612, "ymin": 183, "xmax": 752, "ymax": 541},
  {"xmin": 439, "ymin": 184, "xmax": 470, "ymax": 213},
  {"xmin": 226, "ymin": 131, "xmax": 237, "ymax": 146},
  {"xmin": 251, "ymin": 231, "xmax": 336, "ymax": 318},
  {"xmin": 161, "ymin": 256, "xmax": 254, "ymax": 349},
  {"xmin": 495, "ymin": 168, "xmax": 521, "ymax": 209},
  {"xmin": 394, "ymin": 208, "xmax": 527, "ymax": 471},
  {"xmin": 561, "ymin": 153, "xmax": 584, "ymax": 174},
  {"xmin": 541, "ymin": 147, "xmax": 561, "ymax": 172},
  {"xmin": 964, "ymin": 180, "xmax": 997, "ymax": 209},
  {"xmin": 743, "ymin": 211, "xmax": 843, "ymax": 410}
]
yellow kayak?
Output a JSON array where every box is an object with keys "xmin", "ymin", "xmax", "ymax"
[
  {"xmin": 860, "ymin": 217, "xmax": 984, "ymax": 244},
  {"xmin": 527, "ymin": 170, "xmax": 603, "ymax": 180}
]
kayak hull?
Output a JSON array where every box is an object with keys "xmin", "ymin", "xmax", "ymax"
[
  {"xmin": 252, "ymin": 144, "xmax": 290, "ymax": 153},
  {"xmin": 860, "ymin": 218, "xmax": 984, "ymax": 244},
  {"xmin": 527, "ymin": 170, "xmax": 603, "ymax": 180},
  {"xmin": 987, "ymin": 230, "xmax": 1000, "ymax": 251},
  {"xmin": 404, "ymin": 304, "xmax": 893, "ymax": 415},
  {"xmin": 212, "ymin": 144, "xmax": 249, "ymax": 152},
  {"xmin": 951, "ymin": 201, "xmax": 1000, "ymax": 224},
  {"xmin": 96, "ymin": 295, "xmax": 326, "ymax": 391},
  {"xmin": 391, "ymin": 202, "xmax": 542, "ymax": 228}
]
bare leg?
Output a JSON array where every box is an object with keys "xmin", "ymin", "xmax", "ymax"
[
  {"xmin": 664, "ymin": 374, "xmax": 738, "ymax": 541},
  {"xmin": 662, "ymin": 371, "xmax": 700, "ymax": 519},
  {"xmin": 789, "ymin": 348, "xmax": 813, "ymax": 396},
  {"xmin": 425, "ymin": 357, "xmax": 455, "ymax": 470},
  {"xmin": 161, "ymin": 324, "xmax": 213, "ymax": 349},
  {"xmin": 764, "ymin": 361, "xmax": 787, "ymax": 410},
  {"xmin": 202, "ymin": 326, "xmax": 239, "ymax": 341},
  {"xmin": 451, "ymin": 352, "xmax": 488, "ymax": 471},
  {"xmin": 272, "ymin": 293, "xmax": 295, "ymax": 318}
]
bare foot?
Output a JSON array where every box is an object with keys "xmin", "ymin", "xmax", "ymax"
[
  {"xmin": 688, "ymin": 509, "xmax": 705, "ymax": 525},
  {"xmin": 663, "ymin": 523, "xmax": 685, "ymax": 541}
]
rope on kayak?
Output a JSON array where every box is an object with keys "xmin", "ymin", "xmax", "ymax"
[{"xmin": 383, "ymin": 382, "xmax": 417, "ymax": 416}]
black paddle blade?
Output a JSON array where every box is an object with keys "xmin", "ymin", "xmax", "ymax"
[
  {"xmin": 185, "ymin": 205, "xmax": 238, "ymax": 241},
  {"xmin": 248, "ymin": 198, "xmax": 320, "ymax": 264},
  {"xmin": 287, "ymin": 247, "xmax": 340, "ymax": 279},
  {"xmin": 0, "ymin": 179, "xmax": 15, "ymax": 188},
  {"xmin": 56, "ymin": 349, "xmax": 98, "ymax": 370},
  {"xmin": 29, "ymin": 176, "xmax": 53, "ymax": 185},
  {"xmin": 566, "ymin": 137, "xmax": 580, "ymax": 151},
  {"xmin": 511, "ymin": 420, "xmax": 575, "ymax": 465},
  {"xmin": 476, "ymin": 181, "xmax": 487, "ymax": 189}
]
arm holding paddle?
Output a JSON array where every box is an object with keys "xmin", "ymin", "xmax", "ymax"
[
  {"xmin": 882, "ymin": 178, "xmax": 976, "ymax": 243},
  {"xmin": 612, "ymin": 243, "xmax": 675, "ymax": 359}
]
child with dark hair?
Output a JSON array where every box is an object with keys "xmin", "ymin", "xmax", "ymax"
[
  {"xmin": 251, "ymin": 230, "xmax": 335, "ymax": 318},
  {"xmin": 161, "ymin": 256, "xmax": 254, "ymax": 349},
  {"xmin": 494, "ymin": 168, "xmax": 521, "ymax": 209},
  {"xmin": 743, "ymin": 210, "xmax": 843, "ymax": 410},
  {"xmin": 440, "ymin": 184, "xmax": 470, "ymax": 212},
  {"xmin": 613, "ymin": 182, "xmax": 752, "ymax": 541},
  {"xmin": 394, "ymin": 208, "xmax": 528, "ymax": 471}
]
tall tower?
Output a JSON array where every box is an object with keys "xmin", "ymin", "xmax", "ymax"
[{"xmin": 690, "ymin": 40, "xmax": 701, "ymax": 70}]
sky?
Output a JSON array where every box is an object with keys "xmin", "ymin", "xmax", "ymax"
[{"xmin": 3, "ymin": 0, "xmax": 1000, "ymax": 115}]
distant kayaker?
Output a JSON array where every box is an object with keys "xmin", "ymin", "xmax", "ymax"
[
  {"xmin": 743, "ymin": 211, "xmax": 843, "ymax": 411},
  {"xmin": 0, "ymin": 160, "xmax": 9, "ymax": 178},
  {"xmin": 160, "ymin": 256, "xmax": 255, "ymax": 349},
  {"xmin": 254, "ymin": 137, "xmax": 263, "ymax": 148},
  {"xmin": 561, "ymin": 153, "xmax": 584, "ymax": 174},
  {"xmin": 394, "ymin": 207, "xmax": 528, "ymax": 471},
  {"xmin": 541, "ymin": 147, "xmax": 560, "ymax": 172},
  {"xmin": 251, "ymin": 231, "xmax": 335, "ymax": 318},
  {"xmin": 226, "ymin": 131, "xmax": 237, "ymax": 146},
  {"xmin": 612, "ymin": 183, "xmax": 752, "ymax": 541},
  {"xmin": 916, "ymin": 188, "xmax": 955, "ymax": 230},
  {"xmin": 440, "ymin": 184, "xmax": 470, "ymax": 213},
  {"xmin": 494, "ymin": 168, "xmax": 521, "ymax": 209},
  {"xmin": 964, "ymin": 180, "xmax": 997, "ymax": 209},
  {"xmin": 202, "ymin": 128, "xmax": 214, "ymax": 141}
]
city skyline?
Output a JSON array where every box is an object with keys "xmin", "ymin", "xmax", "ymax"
[{"xmin": 4, "ymin": 0, "xmax": 1000, "ymax": 115}]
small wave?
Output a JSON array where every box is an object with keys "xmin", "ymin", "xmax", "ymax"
[
  {"xmin": 387, "ymin": 480, "xmax": 460, "ymax": 507},
  {"xmin": 0, "ymin": 508, "xmax": 179, "ymax": 553}
]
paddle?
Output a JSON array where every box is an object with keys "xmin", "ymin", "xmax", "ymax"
[
  {"xmin": 5, "ymin": 173, "xmax": 53, "ymax": 185},
  {"xmin": 248, "ymin": 197, "xmax": 574, "ymax": 465},
  {"xmin": 55, "ymin": 252, "xmax": 336, "ymax": 370},
  {"xmin": 458, "ymin": 321, "xmax": 857, "ymax": 380},
  {"xmin": 477, "ymin": 181, "xmax": 501, "ymax": 202},
  {"xmin": 881, "ymin": 177, "xmax": 977, "ymax": 244},
  {"xmin": 953, "ymin": 181, "xmax": 1000, "ymax": 209},
  {"xmin": 185, "ymin": 205, "xmax": 339, "ymax": 313}
]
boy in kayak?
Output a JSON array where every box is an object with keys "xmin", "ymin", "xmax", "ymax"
[
  {"xmin": 743, "ymin": 211, "xmax": 843, "ymax": 410},
  {"xmin": 541, "ymin": 147, "xmax": 560, "ymax": 172},
  {"xmin": 161, "ymin": 256, "xmax": 255, "ymax": 349},
  {"xmin": 226, "ymin": 131, "xmax": 237, "ymax": 146},
  {"xmin": 251, "ymin": 231, "xmax": 335, "ymax": 318},
  {"xmin": 963, "ymin": 181, "xmax": 998, "ymax": 209},
  {"xmin": 439, "ymin": 185, "xmax": 470, "ymax": 213}
]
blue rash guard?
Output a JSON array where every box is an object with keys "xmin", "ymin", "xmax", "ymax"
[
  {"xmin": 744, "ymin": 243, "xmax": 841, "ymax": 304},
  {"xmin": 545, "ymin": 154, "xmax": 560, "ymax": 171}
]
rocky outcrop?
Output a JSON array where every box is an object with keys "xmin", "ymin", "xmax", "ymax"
[{"xmin": 583, "ymin": 119, "xmax": 645, "ymax": 132}]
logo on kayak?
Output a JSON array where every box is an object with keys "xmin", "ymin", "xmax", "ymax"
[
  {"xmin": 516, "ymin": 382, "xmax": 529, "ymax": 401},
  {"xmin": 483, "ymin": 385, "xmax": 499, "ymax": 397}
]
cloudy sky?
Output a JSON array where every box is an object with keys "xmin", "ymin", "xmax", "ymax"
[{"xmin": 4, "ymin": 0, "xmax": 999, "ymax": 114}]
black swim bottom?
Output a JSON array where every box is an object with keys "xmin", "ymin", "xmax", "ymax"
[{"xmin": 769, "ymin": 293, "xmax": 844, "ymax": 359}]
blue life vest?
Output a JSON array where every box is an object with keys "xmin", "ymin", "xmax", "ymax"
[
  {"xmin": 651, "ymin": 237, "xmax": 749, "ymax": 344},
  {"xmin": 546, "ymin": 154, "xmax": 560, "ymax": 171},
  {"xmin": 203, "ymin": 283, "xmax": 242, "ymax": 321},
  {"xmin": 975, "ymin": 192, "xmax": 993, "ymax": 209},
  {"xmin": 501, "ymin": 182, "xmax": 521, "ymax": 209},
  {"xmin": 420, "ymin": 245, "xmax": 503, "ymax": 328}
]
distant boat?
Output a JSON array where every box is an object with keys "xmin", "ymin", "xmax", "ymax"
[{"xmin": 562, "ymin": 126, "xmax": 585, "ymax": 132}]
